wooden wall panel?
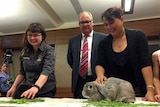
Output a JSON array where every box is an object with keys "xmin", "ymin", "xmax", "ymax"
[
  {"xmin": 55, "ymin": 87, "xmax": 73, "ymax": 98},
  {"xmin": 124, "ymin": 18, "xmax": 160, "ymax": 36},
  {"xmin": 93, "ymin": 24, "xmax": 108, "ymax": 34},
  {"xmin": 46, "ymin": 30, "xmax": 56, "ymax": 45},
  {"xmin": 0, "ymin": 51, "xmax": 4, "ymax": 63},
  {"xmin": 0, "ymin": 37, "xmax": 4, "ymax": 62},
  {"xmin": 1, "ymin": 34, "xmax": 24, "ymax": 49},
  {"xmin": 55, "ymin": 28, "xmax": 80, "ymax": 44},
  {"xmin": 0, "ymin": 38, "xmax": 1, "ymax": 48}
]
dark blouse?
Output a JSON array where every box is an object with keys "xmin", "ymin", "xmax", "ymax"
[
  {"xmin": 112, "ymin": 46, "xmax": 136, "ymax": 88},
  {"xmin": 19, "ymin": 41, "xmax": 56, "ymax": 97}
]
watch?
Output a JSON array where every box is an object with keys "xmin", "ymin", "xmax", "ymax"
[{"xmin": 32, "ymin": 84, "xmax": 40, "ymax": 90}]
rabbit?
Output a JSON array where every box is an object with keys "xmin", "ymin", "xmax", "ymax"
[{"xmin": 82, "ymin": 77, "xmax": 136, "ymax": 103}]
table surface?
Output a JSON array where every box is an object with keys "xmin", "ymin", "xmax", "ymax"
[{"xmin": 0, "ymin": 97, "xmax": 159, "ymax": 107}]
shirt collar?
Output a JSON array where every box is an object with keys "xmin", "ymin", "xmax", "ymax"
[
  {"xmin": 82, "ymin": 30, "xmax": 93, "ymax": 37},
  {"xmin": 38, "ymin": 41, "xmax": 46, "ymax": 51}
]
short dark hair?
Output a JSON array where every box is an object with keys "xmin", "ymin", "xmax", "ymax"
[{"xmin": 101, "ymin": 7, "xmax": 124, "ymax": 22}]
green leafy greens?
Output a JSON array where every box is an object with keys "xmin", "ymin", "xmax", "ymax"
[
  {"xmin": 0, "ymin": 98, "xmax": 45, "ymax": 104},
  {"xmin": 84, "ymin": 100, "xmax": 160, "ymax": 107}
]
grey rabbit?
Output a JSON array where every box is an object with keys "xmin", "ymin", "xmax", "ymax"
[{"xmin": 82, "ymin": 77, "xmax": 136, "ymax": 103}]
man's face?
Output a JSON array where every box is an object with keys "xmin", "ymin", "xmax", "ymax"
[{"xmin": 79, "ymin": 13, "xmax": 94, "ymax": 35}]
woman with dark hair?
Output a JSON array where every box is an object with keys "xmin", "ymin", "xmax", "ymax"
[
  {"xmin": 95, "ymin": 7, "xmax": 155, "ymax": 102},
  {"xmin": 7, "ymin": 22, "xmax": 56, "ymax": 99}
]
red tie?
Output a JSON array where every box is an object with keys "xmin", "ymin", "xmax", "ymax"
[{"xmin": 79, "ymin": 35, "xmax": 88, "ymax": 78}]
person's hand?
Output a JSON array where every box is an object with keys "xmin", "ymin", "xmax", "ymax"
[
  {"xmin": 20, "ymin": 86, "xmax": 39, "ymax": 99},
  {"xmin": 0, "ymin": 93, "xmax": 2, "ymax": 97},
  {"xmin": 6, "ymin": 87, "xmax": 16, "ymax": 97},
  {"xmin": 154, "ymin": 95, "xmax": 160, "ymax": 102},
  {"xmin": 142, "ymin": 89, "xmax": 155, "ymax": 102},
  {"xmin": 95, "ymin": 75, "xmax": 107, "ymax": 84}
]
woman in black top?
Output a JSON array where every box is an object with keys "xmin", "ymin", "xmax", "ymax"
[
  {"xmin": 7, "ymin": 22, "xmax": 56, "ymax": 99},
  {"xmin": 95, "ymin": 7, "xmax": 155, "ymax": 102}
]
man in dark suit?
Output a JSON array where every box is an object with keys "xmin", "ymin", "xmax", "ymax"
[{"xmin": 67, "ymin": 11, "xmax": 107, "ymax": 98}]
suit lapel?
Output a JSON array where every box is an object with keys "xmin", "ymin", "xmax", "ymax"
[{"xmin": 76, "ymin": 34, "xmax": 82, "ymax": 60}]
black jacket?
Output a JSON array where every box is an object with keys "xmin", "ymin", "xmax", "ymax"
[{"xmin": 96, "ymin": 29, "xmax": 152, "ymax": 96}]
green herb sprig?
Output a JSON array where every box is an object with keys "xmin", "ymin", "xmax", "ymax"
[{"xmin": 0, "ymin": 98, "xmax": 45, "ymax": 104}]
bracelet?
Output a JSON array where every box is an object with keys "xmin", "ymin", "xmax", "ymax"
[
  {"xmin": 146, "ymin": 85, "xmax": 154, "ymax": 90},
  {"xmin": 32, "ymin": 84, "xmax": 41, "ymax": 90}
]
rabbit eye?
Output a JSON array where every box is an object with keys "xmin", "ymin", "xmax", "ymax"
[{"xmin": 88, "ymin": 85, "xmax": 92, "ymax": 90}]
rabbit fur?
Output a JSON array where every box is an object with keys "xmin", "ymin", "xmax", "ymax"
[{"xmin": 82, "ymin": 77, "xmax": 136, "ymax": 103}]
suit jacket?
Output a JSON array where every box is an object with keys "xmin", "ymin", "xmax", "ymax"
[{"xmin": 67, "ymin": 31, "xmax": 106, "ymax": 93}]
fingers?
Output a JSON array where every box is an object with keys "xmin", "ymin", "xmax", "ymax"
[
  {"xmin": 143, "ymin": 95, "xmax": 160, "ymax": 102},
  {"xmin": 21, "ymin": 87, "xmax": 38, "ymax": 99},
  {"xmin": 95, "ymin": 78, "xmax": 102, "ymax": 84},
  {"xmin": 21, "ymin": 91, "xmax": 36, "ymax": 99},
  {"xmin": 155, "ymin": 95, "xmax": 160, "ymax": 102},
  {"xmin": 6, "ymin": 91, "xmax": 13, "ymax": 97},
  {"xmin": 103, "ymin": 76, "xmax": 107, "ymax": 81},
  {"xmin": 95, "ymin": 76, "xmax": 107, "ymax": 84},
  {"xmin": 141, "ymin": 97, "xmax": 147, "ymax": 101}
]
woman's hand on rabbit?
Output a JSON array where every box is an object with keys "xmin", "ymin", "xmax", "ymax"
[
  {"xmin": 95, "ymin": 75, "xmax": 107, "ymax": 84},
  {"xmin": 95, "ymin": 65, "xmax": 107, "ymax": 84}
]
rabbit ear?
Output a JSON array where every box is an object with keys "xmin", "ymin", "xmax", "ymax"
[{"xmin": 95, "ymin": 83, "xmax": 107, "ymax": 97}]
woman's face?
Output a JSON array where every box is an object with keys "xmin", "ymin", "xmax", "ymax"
[
  {"xmin": 27, "ymin": 31, "xmax": 42, "ymax": 48},
  {"xmin": 1, "ymin": 64, "xmax": 7, "ymax": 72},
  {"xmin": 102, "ymin": 16, "xmax": 124, "ymax": 37}
]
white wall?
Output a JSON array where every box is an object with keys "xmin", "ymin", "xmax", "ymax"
[{"xmin": 54, "ymin": 44, "xmax": 72, "ymax": 87}]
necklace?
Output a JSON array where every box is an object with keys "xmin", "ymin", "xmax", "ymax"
[{"xmin": 113, "ymin": 35, "xmax": 126, "ymax": 52}]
